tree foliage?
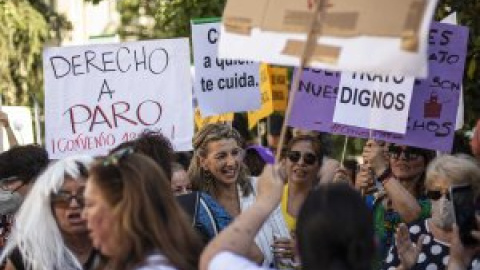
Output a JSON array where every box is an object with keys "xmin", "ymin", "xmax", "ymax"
[
  {"xmin": 0, "ymin": 0, "xmax": 70, "ymax": 105},
  {"xmin": 86, "ymin": 0, "xmax": 227, "ymax": 40},
  {"xmin": 155, "ymin": 0, "xmax": 226, "ymax": 38},
  {"xmin": 116, "ymin": 0, "xmax": 161, "ymax": 40}
]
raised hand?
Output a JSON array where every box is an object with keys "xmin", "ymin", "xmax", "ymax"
[
  {"xmin": 362, "ymin": 139, "xmax": 389, "ymax": 177},
  {"xmin": 355, "ymin": 163, "xmax": 376, "ymax": 194},
  {"xmin": 395, "ymin": 223, "xmax": 425, "ymax": 269}
]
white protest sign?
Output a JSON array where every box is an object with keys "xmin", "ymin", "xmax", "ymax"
[
  {"xmin": 219, "ymin": 0, "xmax": 439, "ymax": 78},
  {"xmin": 44, "ymin": 38, "xmax": 194, "ymax": 158},
  {"xmin": 192, "ymin": 21, "xmax": 261, "ymax": 116},
  {"xmin": 333, "ymin": 73, "xmax": 415, "ymax": 134}
]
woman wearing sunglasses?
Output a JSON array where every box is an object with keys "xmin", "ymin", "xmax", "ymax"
[
  {"xmin": 271, "ymin": 135, "xmax": 323, "ymax": 265},
  {"xmin": 0, "ymin": 155, "xmax": 95, "ymax": 270},
  {"xmin": 189, "ymin": 123, "xmax": 289, "ymax": 267},
  {"xmin": 83, "ymin": 149, "xmax": 203, "ymax": 270},
  {"xmin": 359, "ymin": 140, "xmax": 435, "ymax": 262},
  {"xmin": 382, "ymin": 154, "xmax": 480, "ymax": 270}
]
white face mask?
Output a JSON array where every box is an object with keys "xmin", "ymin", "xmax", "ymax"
[
  {"xmin": 0, "ymin": 189, "xmax": 23, "ymax": 215},
  {"xmin": 431, "ymin": 196, "xmax": 455, "ymax": 229}
]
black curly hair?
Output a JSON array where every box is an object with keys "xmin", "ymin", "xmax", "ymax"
[{"xmin": 0, "ymin": 144, "xmax": 49, "ymax": 184}]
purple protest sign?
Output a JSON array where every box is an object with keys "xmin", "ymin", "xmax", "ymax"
[
  {"xmin": 289, "ymin": 22, "xmax": 469, "ymax": 152},
  {"xmin": 289, "ymin": 69, "xmax": 341, "ymax": 130}
]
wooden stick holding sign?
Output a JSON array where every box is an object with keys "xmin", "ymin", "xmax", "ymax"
[
  {"xmin": 340, "ymin": 136, "xmax": 349, "ymax": 166},
  {"xmin": 275, "ymin": 0, "xmax": 330, "ymax": 162}
]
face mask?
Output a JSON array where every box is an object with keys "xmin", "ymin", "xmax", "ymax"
[
  {"xmin": 0, "ymin": 189, "xmax": 23, "ymax": 215},
  {"xmin": 431, "ymin": 197, "xmax": 455, "ymax": 229}
]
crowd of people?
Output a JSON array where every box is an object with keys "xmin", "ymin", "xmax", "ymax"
[{"xmin": 0, "ymin": 112, "xmax": 480, "ymax": 270}]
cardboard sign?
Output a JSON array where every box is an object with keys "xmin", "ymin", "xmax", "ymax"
[
  {"xmin": 289, "ymin": 22, "xmax": 468, "ymax": 152},
  {"xmin": 44, "ymin": 39, "xmax": 194, "ymax": 158},
  {"xmin": 194, "ymin": 108, "xmax": 234, "ymax": 130},
  {"xmin": 191, "ymin": 21, "xmax": 261, "ymax": 116},
  {"xmin": 333, "ymin": 72, "xmax": 414, "ymax": 134},
  {"xmin": 220, "ymin": 0, "xmax": 439, "ymax": 78}
]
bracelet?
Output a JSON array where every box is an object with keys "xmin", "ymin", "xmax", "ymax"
[{"xmin": 377, "ymin": 167, "xmax": 392, "ymax": 184}]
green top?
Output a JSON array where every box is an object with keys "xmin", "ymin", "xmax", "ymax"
[{"xmin": 372, "ymin": 196, "xmax": 431, "ymax": 267}]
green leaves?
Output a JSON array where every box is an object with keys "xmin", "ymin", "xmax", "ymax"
[
  {"xmin": 467, "ymin": 58, "xmax": 477, "ymax": 79},
  {"xmin": 0, "ymin": 0, "xmax": 48, "ymax": 104},
  {"xmin": 155, "ymin": 0, "xmax": 226, "ymax": 39},
  {"xmin": 114, "ymin": 0, "xmax": 225, "ymax": 41},
  {"xmin": 0, "ymin": 0, "xmax": 70, "ymax": 106}
]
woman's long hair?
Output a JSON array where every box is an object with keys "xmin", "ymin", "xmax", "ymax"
[
  {"xmin": 188, "ymin": 123, "xmax": 253, "ymax": 197},
  {"xmin": 89, "ymin": 153, "xmax": 202, "ymax": 270},
  {"xmin": 0, "ymin": 155, "xmax": 93, "ymax": 270}
]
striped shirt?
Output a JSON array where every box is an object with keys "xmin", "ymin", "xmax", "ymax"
[{"xmin": 239, "ymin": 177, "xmax": 290, "ymax": 267}]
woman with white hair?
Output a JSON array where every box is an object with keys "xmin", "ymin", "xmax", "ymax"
[
  {"xmin": 382, "ymin": 154, "xmax": 480, "ymax": 270},
  {"xmin": 0, "ymin": 155, "xmax": 95, "ymax": 270}
]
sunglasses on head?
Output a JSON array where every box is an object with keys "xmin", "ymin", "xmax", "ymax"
[
  {"xmin": 103, "ymin": 147, "xmax": 135, "ymax": 167},
  {"xmin": 388, "ymin": 145, "xmax": 423, "ymax": 160},
  {"xmin": 287, "ymin": 151, "xmax": 318, "ymax": 165},
  {"xmin": 426, "ymin": 190, "xmax": 450, "ymax": 201},
  {"xmin": 51, "ymin": 189, "xmax": 85, "ymax": 208}
]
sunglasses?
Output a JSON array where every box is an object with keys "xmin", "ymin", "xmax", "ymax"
[
  {"xmin": 388, "ymin": 145, "xmax": 423, "ymax": 160},
  {"xmin": 103, "ymin": 147, "xmax": 135, "ymax": 167},
  {"xmin": 426, "ymin": 190, "xmax": 450, "ymax": 201},
  {"xmin": 51, "ymin": 190, "xmax": 85, "ymax": 208},
  {"xmin": 287, "ymin": 151, "xmax": 318, "ymax": 165}
]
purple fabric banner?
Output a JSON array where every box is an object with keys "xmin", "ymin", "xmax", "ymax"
[{"xmin": 289, "ymin": 22, "xmax": 469, "ymax": 152}]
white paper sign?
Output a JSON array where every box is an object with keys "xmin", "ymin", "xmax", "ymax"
[
  {"xmin": 44, "ymin": 39, "xmax": 194, "ymax": 158},
  {"xmin": 333, "ymin": 73, "xmax": 415, "ymax": 134},
  {"xmin": 192, "ymin": 22, "xmax": 261, "ymax": 116}
]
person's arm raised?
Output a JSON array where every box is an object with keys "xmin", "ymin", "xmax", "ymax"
[
  {"xmin": 200, "ymin": 164, "xmax": 284, "ymax": 270},
  {"xmin": 363, "ymin": 140, "xmax": 421, "ymax": 222},
  {"xmin": 0, "ymin": 112, "xmax": 18, "ymax": 148}
]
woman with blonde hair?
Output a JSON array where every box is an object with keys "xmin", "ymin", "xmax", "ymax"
[
  {"xmin": 188, "ymin": 123, "xmax": 289, "ymax": 266},
  {"xmin": 0, "ymin": 155, "xmax": 95, "ymax": 270},
  {"xmin": 83, "ymin": 148, "xmax": 203, "ymax": 270}
]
